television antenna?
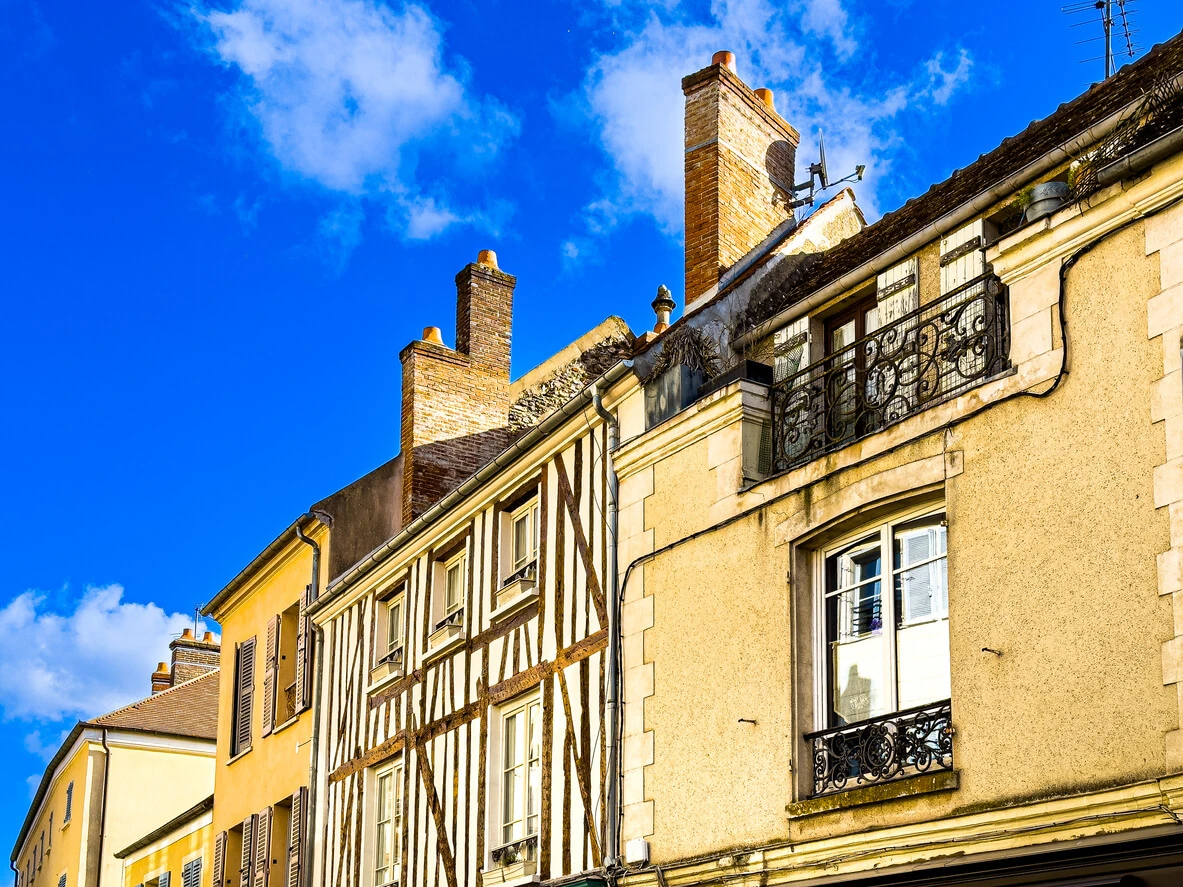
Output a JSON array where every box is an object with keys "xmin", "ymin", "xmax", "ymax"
[
  {"xmin": 1062, "ymin": 0, "xmax": 1140, "ymax": 78},
  {"xmin": 791, "ymin": 132, "xmax": 865, "ymax": 210}
]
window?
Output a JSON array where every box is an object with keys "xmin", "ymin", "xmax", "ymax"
[
  {"xmin": 231, "ymin": 638, "xmax": 257, "ymax": 757},
  {"xmin": 443, "ymin": 551, "xmax": 466, "ymax": 621},
  {"xmin": 499, "ymin": 698, "xmax": 541, "ymax": 846},
  {"xmin": 509, "ymin": 501, "xmax": 540, "ymax": 576},
  {"xmin": 821, "ymin": 510, "xmax": 950, "ymax": 727},
  {"xmin": 63, "ymin": 782, "xmax": 73, "ymax": 824},
  {"xmin": 264, "ymin": 602, "xmax": 302, "ymax": 735},
  {"xmin": 381, "ymin": 594, "xmax": 404, "ymax": 664},
  {"xmin": 373, "ymin": 762, "xmax": 403, "ymax": 887}
]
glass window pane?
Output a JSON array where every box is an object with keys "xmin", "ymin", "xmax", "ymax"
[
  {"xmin": 446, "ymin": 559, "xmax": 463, "ymax": 612},
  {"xmin": 513, "ymin": 514, "xmax": 529, "ymax": 569},
  {"xmin": 827, "ymin": 580, "xmax": 887, "ymax": 724}
]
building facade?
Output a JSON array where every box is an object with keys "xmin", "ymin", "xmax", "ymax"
[
  {"xmin": 610, "ymin": 37, "xmax": 1183, "ymax": 887},
  {"xmin": 306, "ymin": 252, "xmax": 634, "ymax": 887},
  {"xmin": 116, "ymin": 797, "xmax": 213, "ymax": 887},
  {"xmin": 11, "ymin": 636, "xmax": 220, "ymax": 887}
]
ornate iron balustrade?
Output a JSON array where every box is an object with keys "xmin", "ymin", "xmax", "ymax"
[
  {"xmin": 283, "ymin": 682, "xmax": 297, "ymax": 722},
  {"xmin": 771, "ymin": 274, "xmax": 1009, "ymax": 472},
  {"xmin": 435, "ymin": 607, "xmax": 464, "ymax": 632},
  {"xmin": 490, "ymin": 835, "xmax": 537, "ymax": 866},
  {"xmin": 806, "ymin": 700, "xmax": 954, "ymax": 796},
  {"xmin": 501, "ymin": 559, "xmax": 538, "ymax": 589}
]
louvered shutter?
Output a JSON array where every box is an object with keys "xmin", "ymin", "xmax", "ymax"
[
  {"xmin": 900, "ymin": 529, "xmax": 934, "ymax": 623},
  {"xmin": 239, "ymin": 815, "xmax": 256, "ymax": 887},
  {"xmin": 182, "ymin": 860, "xmax": 202, "ymax": 887},
  {"xmin": 212, "ymin": 832, "xmax": 227, "ymax": 887},
  {"xmin": 875, "ymin": 258, "xmax": 919, "ymax": 408},
  {"xmin": 235, "ymin": 639, "xmax": 257, "ymax": 755},
  {"xmin": 64, "ymin": 782, "xmax": 72, "ymax": 823},
  {"xmin": 262, "ymin": 616, "xmax": 280, "ymax": 737},
  {"xmin": 252, "ymin": 807, "xmax": 271, "ymax": 887},
  {"xmin": 294, "ymin": 584, "xmax": 313, "ymax": 713},
  {"xmin": 56, "ymin": 875, "xmax": 65, "ymax": 887},
  {"xmin": 773, "ymin": 315, "xmax": 810, "ymax": 383},
  {"xmin": 939, "ymin": 219, "xmax": 993, "ymax": 392},
  {"xmin": 286, "ymin": 788, "xmax": 307, "ymax": 887},
  {"xmin": 159, "ymin": 872, "xmax": 171, "ymax": 887}
]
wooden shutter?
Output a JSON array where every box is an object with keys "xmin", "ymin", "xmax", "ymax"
[
  {"xmin": 294, "ymin": 584, "xmax": 313, "ymax": 713},
  {"xmin": 876, "ymin": 257, "xmax": 918, "ymax": 326},
  {"xmin": 57, "ymin": 875, "xmax": 65, "ymax": 887},
  {"xmin": 64, "ymin": 782, "xmax": 72, "ymax": 822},
  {"xmin": 159, "ymin": 872, "xmax": 171, "ymax": 887},
  {"xmin": 252, "ymin": 807, "xmax": 271, "ymax": 887},
  {"xmin": 239, "ymin": 815, "xmax": 256, "ymax": 887},
  {"xmin": 286, "ymin": 788, "xmax": 307, "ymax": 887},
  {"xmin": 212, "ymin": 832, "xmax": 227, "ymax": 887},
  {"xmin": 235, "ymin": 639, "xmax": 257, "ymax": 755},
  {"xmin": 182, "ymin": 860, "xmax": 202, "ymax": 887},
  {"xmin": 262, "ymin": 616, "xmax": 280, "ymax": 737},
  {"xmin": 940, "ymin": 219, "xmax": 989, "ymax": 295}
]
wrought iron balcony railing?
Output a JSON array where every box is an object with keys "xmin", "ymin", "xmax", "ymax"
[
  {"xmin": 490, "ymin": 835, "xmax": 537, "ymax": 866},
  {"xmin": 806, "ymin": 699, "xmax": 954, "ymax": 796},
  {"xmin": 771, "ymin": 274, "xmax": 1009, "ymax": 473}
]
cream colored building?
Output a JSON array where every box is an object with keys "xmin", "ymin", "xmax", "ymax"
[
  {"xmin": 10, "ymin": 637, "xmax": 219, "ymax": 887},
  {"xmin": 116, "ymin": 796, "xmax": 213, "ymax": 887},
  {"xmin": 603, "ymin": 35, "xmax": 1183, "ymax": 887}
]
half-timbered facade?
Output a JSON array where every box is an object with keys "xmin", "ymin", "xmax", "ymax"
[{"xmin": 308, "ymin": 253, "xmax": 633, "ymax": 887}]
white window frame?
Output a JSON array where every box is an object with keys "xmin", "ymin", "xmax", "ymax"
[
  {"xmin": 489, "ymin": 695, "xmax": 542, "ymax": 856},
  {"xmin": 443, "ymin": 551, "xmax": 466, "ymax": 619},
  {"xmin": 508, "ymin": 500, "xmax": 540, "ymax": 575},
  {"xmin": 812, "ymin": 504, "xmax": 949, "ymax": 730},
  {"xmin": 369, "ymin": 759, "xmax": 404, "ymax": 887},
  {"xmin": 382, "ymin": 593, "xmax": 405, "ymax": 663}
]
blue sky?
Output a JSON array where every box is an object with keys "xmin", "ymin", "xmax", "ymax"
[{"xmin": 0, "ymin": 0, "xmax": 1178, "ymax": 853}]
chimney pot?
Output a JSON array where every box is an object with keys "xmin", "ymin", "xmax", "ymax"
[
  {"xmin": 156, "ymin": 661, "xmax": 169, "ymax": 673},
  {"xmin": 181, "ymin": 628, "xmax": 194, "ymax": 639},
  {"xmin": 422, "ymin": 326, "xmax": 444, "ymax": 345},
  {"xmin": 651, "ymin": 285, "xmax": 676, "ymax": 334},
  {"xmin": 754, "ymin": 88, "xmax": 775, "ymax": 109},
  {"xmin": 712, "ymin": 50, "xmax": 735, "ymax": 70},
  {"xmin": 202, "ymin": 631, "xmax": 215, "ymax": 644},
  {"xmin": 477, "ymin": 249, "xmax": 499, "ymax": 270}
]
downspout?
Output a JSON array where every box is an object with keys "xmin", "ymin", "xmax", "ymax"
[
  {"xmin": 97, "ymin": 728, "xmax": 110, "ymax": 887},
  {"xmin": 295, "ymin": 512, "xmax": 331, "ymax": 887},
  {"xmin": 592, "ymin": 382, "xmax": 622, "ymax": 871}
]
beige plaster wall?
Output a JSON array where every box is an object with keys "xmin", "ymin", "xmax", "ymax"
[{"xmin": 625, "ymin": 217, "xmax": 1178, "ymax": 863}]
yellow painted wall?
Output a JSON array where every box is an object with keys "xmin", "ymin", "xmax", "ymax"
[
  {"xmin": 122, "ymin": 821, "xmax": 211, "ymax": 887},
  {"xmin": 14, "ymin": 738, "xmax": 96, "ymax": 887},
  {"xmin": 618, "ymin": 216, "xmax": 1176, "ymax": 862},
  {"xmin": 209, "ymin": 525, "xmax": 325, "ymax": 838}
]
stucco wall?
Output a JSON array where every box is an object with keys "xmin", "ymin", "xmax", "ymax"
[
  {"xmin": 122, "ymin": 821, "xmax": 211, "ymax": 887},
  {"xmin": 13, "ymin": 739, "xmax": 97, "ymax": 887},
  {"xmin": 211, "ymin": 529, "xmax": 320, "ymax": 837}
]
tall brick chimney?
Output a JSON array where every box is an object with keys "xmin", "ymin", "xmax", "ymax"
[
  {"xmin": 683, "ymin": 51, "xmax": 800, "ymax": 310},
  {"xmin": 170, "ymin": 628, "xmax": 220, "ymax": 685},
  {"xmin": 400, "ymin": 250, "xmax": 516, "ymax": 523}
]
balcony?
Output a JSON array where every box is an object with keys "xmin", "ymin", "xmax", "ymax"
[
  {"xmin": 771, "ymin": 274, "xmax": 1009, "ymax": 473},
  {"xmin": 806, "ymin": 700, "xmax": 954, "ymax": 797}
]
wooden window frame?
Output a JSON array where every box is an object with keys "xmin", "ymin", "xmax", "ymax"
[{"xmin": 492, "ymin": 695, "xmax": 542, "ymax": 852}]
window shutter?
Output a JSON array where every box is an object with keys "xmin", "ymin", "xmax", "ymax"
[
  {"xmin": 159, "ymin": 872, "xmax": 171, "ymax": 887},
  {"xmin": 252, "ymin": 807, "xmax": 271, "ymax": 887},
  {"xmin": 876, "ymin": 257, "xmax": 918, "ymax": 326},
  {"xmin": 57, "ymin": 875, "xmax": 65, "ymax": 887},
  {"xmin": 294, "ymin": 584, "xmax": 313, "ymax": 714},
  {"xmin": 235, "ymin": 639, "xmax": 257, "ymax": 755},
  {"xmin": 939, "ymin": 219, "xmax": 987, "ymax": 295},
  {"xmin": 900, "ymin": 530, "xmax": 934, "ymax": 623},
  {"xmin": 773, "ymin": 315, "xmax": 810, "ymax": 383},
  {"xmin": 239, "ymin": 815, "xmax": 256, "ymax": 887},
  {"xmin": 213, "ymin": 832, "xmax": 227, "ymax": 887},
  {"xmin": 262, "ymin": 616, "xmax": 280, "ymax": 737},
  {"xmin": 182, "ymin": 860, "xmax": 202, "ymax": 887},
  {"xmin": 286, "ymin": 787, "xmax": 307, "ymax": 887},
  {"xmin": 64, "ymin": 782, "xmax": 72, "ymax": 823}
]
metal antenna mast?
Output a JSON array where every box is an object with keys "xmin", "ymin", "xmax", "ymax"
[{"xmin": 1062, "ymin": 0, "xmax": 1141, "ymax": 79}]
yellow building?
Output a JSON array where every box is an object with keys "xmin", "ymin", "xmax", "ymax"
[
  {"xmin": 603, "ymin": 33, "xmax": 1183, "ymax": 887},
  {"xmin": 116, "ymin": 796, "xmax": 212, "ymax": 887},
  {"xmin": 11, "ymin": 634, "xmax": 219, "ymax": 887},
  {"xmin": 201, "ymin": 461, "xmax": 403, "ymax": 887}
]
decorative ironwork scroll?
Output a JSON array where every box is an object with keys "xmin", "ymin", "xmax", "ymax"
[
  {"xmin": 490, "ymin": 835, "xmax": 537, "ymax": 866},
  {"xmin": 770, "ymin": 273, "xmax": 1009, "ymax": 472},
  {"xmin": 806, "ymin": 700, "xmax": 954, "ymax": 796}
]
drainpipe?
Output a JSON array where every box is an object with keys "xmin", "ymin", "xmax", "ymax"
[
  {"xmin": 97, "ymin": 728, "xmax": 110, "ymax": 887},
  {"xmin": 592, "ymin": 382, "xmax": 622, "ymax": 870},
  {"xmin": 295, "ymin": 511, "xmax": 331, "ymax": 887}
]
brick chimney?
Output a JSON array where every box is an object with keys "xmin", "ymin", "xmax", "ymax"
[
  {"xmin": 151, "ymin": 662, "xmax": 172, "ymax": 695},
  {"xmin": 683, "ymin": 51, "xmax": 800, "ymax": 311},
  {"xmin": 400, "ymin": 250, "xmax": 516, "ymax": 523},
  {"xmin": 169, "ymin": 628, "xmax": 220, "ymax": 686}
]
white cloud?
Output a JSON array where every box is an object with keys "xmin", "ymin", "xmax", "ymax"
[
  {"xmin": 193, "ymin": 0, "xmax": 517, "ymax": 240},
  {"xmin": 0, "ymin": 585, "xmax": 213, "ymax": 723},
  {"xmin": 24, "ymin": 729, "xmax": 70, "ymax": 763},
  {"xmin": 573, "ymin": 0, "xmax": 975, "ymax": 244}
]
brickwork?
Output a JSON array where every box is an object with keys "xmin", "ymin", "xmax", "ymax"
[
  {"xmin": 169, "ymin": 631, "xmax": 220, "ymax": 686},
  {"xmin": 400, "ymin": 261, "xmax": 516, "ymax": 523},
  {"xmin": 683, "ymin": 63, "xmax": 799, "ymax": 306}
]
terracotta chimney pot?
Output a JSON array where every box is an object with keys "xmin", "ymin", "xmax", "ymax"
[
  {"xmin": 477, "ymin": 249, "xmax": 499, "ymax": 270},
  {"xmin": 712, "ymin": 50, "xmax": 735, "ymax": 70},
  {"xmin": 180, "ymin": 628, "xmax": 194, "ymax": 639},
  {"xmin": 422, "ymin": 326, "xmax": 444, "ymax": 345},
  {"xmin": 202, "ymin": 631, "xmax": 215, "ymax": 644},
  {"xmin": 754, "ymin": 88, "xmax": 775, "ymax": 109},
  {"xmin": 155, "ymin": 661, "xmax": 169, "ymax": 673},
  {"xmin": 652, "ymin": 285, "xmax": 676, "ymax": 334}
]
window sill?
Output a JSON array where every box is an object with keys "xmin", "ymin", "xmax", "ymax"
[
  {"xmin": 787, "ymin": 769, "xmax": 959, "ymax": 819},
  {"xmin": 491, "ymin": 581, "xmax": 539, "ymax": 622},
  {"xmin": 272, "ymin": 713, "xmax": 301, "ymax": 736},
  {"xmin": 480, "ymin": 861, "xmax": 538, "ymax": 887},
  {"xmin": 368, "ymin": 662, "xmax": 406, "ymax": 694},
  {"xmin": 225, "ymin": 747, "xmax": 252, "ymax": 766},
  {"xmin": 426, "ymin": 622, "xmax": 466, "ymax": 659}
]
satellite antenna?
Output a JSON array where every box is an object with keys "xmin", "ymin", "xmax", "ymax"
[
  {"xmin": 792, "ymin": 131, "xmax": 865, "ymax": 209},
  {"xmin": 1062, "ymin": 0, "xmax": 1140, "ymax": 78}
]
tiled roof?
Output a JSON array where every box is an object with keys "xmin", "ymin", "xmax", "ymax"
[
  {"xmin": 88, "ymin": 669, "xmax": 219, "ymax": 740},
  {"xmin": 739, "ymin": 28, "xmax": 1183, "ymax": 333}
]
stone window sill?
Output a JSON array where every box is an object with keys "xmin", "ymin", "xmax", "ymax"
[{"xmin": 787, "ymin": 770, "xmax": 959, "ymax": 819}]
